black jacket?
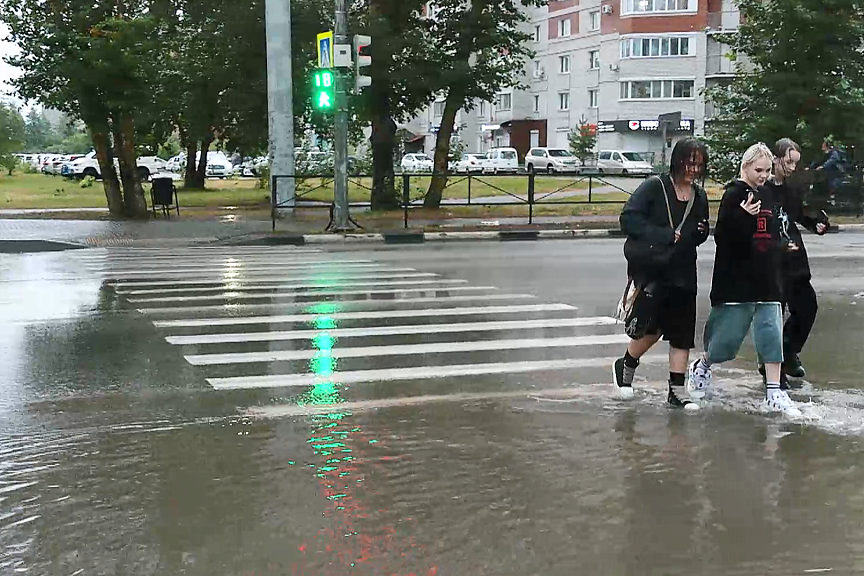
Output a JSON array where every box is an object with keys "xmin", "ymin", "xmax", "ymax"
[
  {"xmin": 620, "ymin": 174, "xmax": 710, "ymax": 290},
  {"xmin": 710, "ymin": 179, "xmax": 785, "ymax": 306},
  {"xmin": 763, "ymin": 179, "xmax": 827, "ymax": 281}
]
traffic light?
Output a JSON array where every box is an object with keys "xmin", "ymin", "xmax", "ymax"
[
  {"xmin": 312, "ymin": 69, "xmax": 334, "ymax": 111},
  {"xmin": 353, "ymin": 35, "xmax": 372, "ymax": 93}
]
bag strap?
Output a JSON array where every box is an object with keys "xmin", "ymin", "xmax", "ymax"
[{"xmin": 656, "ymin": 175, "xmax": 696, "ymax": 234}]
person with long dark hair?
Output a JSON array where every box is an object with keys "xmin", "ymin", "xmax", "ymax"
[
  {"xmin": 613, "ymin": 138, "xmax": 710, "ymax": 409},
  {"xmin": 761, "ymin": 138, "xmax": 829, "ymax": 384}
]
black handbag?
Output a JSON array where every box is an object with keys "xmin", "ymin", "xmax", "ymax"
[
  {"xmin": 623, "ymin": 176, "xmax": 695, "ymax": 273},
  {"xmin": 618, "ymin": 280, "xmax": 663, "ymax": 340}
]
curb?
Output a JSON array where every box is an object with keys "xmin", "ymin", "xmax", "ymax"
[{"xmin": 0, "ymin": 239, "xmax": 88, "ymax": 253}]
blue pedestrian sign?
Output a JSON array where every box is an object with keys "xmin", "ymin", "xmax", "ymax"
[{"xmin": 317, "ymin": 31, "xmax": 334, "ymax": 68}]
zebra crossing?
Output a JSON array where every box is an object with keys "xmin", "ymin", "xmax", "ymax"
[{"xmin": 74, "ymin": 246, "xmax": 661, "ymax": 402}]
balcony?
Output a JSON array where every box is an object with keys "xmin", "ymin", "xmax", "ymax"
[
  {"xmin": 706, "ymin": 10, "xmax": 739, "ymax": 34},
  {"xmin": 705, "ymin": 54, "xmax": 735, "ymax": 78}
]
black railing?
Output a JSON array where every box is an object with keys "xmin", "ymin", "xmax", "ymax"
[{"xmin": 271, "ymin": 171, "xmax": 644, "ymax": 231}]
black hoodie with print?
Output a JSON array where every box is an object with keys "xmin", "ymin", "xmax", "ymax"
[{"xmin": 709, "ymin": 179, "xmax": 784, "ymax": 306}]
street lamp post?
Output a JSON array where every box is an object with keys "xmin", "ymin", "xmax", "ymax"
[{"xmin": 265, "ymin": 0, "xmax": 296, "ymax": 217}]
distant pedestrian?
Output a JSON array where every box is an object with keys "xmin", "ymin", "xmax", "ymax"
[
  {"xmin": 613, "ymin": 138, "xmax": 710, "ymax": 409},
  {"xmin": 760, "ymin": 138, "xmax": 829, "ymax": 385},
  {"xmin": 810, "ymin": 139, "xmax": 847, "ymax": 203},
  {"xmin": 687, "ymin": 143, "xmax": 803, "ymax": 417}
]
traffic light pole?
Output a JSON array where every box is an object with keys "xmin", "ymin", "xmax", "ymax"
[{"xmin": 332, "ymin": 0, "xmax": 351, "ymax": 231}]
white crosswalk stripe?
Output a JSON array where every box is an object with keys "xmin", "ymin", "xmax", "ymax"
[{"xmin": 86, "ymin": 246, "xmax": 627, "ymax": 401}]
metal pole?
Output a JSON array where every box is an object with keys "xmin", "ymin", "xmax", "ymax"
[
  {"xmin": 588, "ymin": 175, "xmax": 593, "ymax": 203},
  {"xmin": 332, "ymin": 0, "xmax": 351, "ymax": 231},
  {"xmin": 403, "ymin": 174, "xmax": 410, "ymax": 229},
  {"xmin": 528, "ymin": 172, "xmax": 535, "ymax": 225},
  {"xmin": 265, "ymin": 0, "xmax": 295, "ymax": 217},
  {"xmin": 661, "ymin": 122, "xmax": 668, "ymax": 169}
]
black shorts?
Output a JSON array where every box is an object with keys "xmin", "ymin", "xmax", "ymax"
[{"xmin": 644, "ymin": 286, "xmax": 697, "ymax": 350}]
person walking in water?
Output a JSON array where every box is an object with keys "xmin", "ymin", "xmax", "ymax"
[
  {"xmin": 613, "ymin": 138, "xmax": 710, "ymax": 409},
  {"xmin": 760, "ymin": 138, "xmax": 829, "ymax": 384},
  {"xmin": 687, "ymin": 143, "xmax": 803, "ymax": 417}
]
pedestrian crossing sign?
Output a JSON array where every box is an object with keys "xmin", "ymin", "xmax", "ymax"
[{"xmin": 317, "ymin": 31, "xmax": 334, "ymax": 68}]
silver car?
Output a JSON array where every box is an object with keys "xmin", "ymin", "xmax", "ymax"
[{"xmin": 524, "ymin": 147, "xmax": 579, "ymax": 174}]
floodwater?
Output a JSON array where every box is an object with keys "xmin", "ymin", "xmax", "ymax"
[{"xmin": 1, "ymin": 236, "xmax": 864, "ymax": 575}]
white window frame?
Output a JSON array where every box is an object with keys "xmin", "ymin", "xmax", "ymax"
[
  {"xmin": 619, "ymin": 79, "xmax": 695, "ymax": 100},
  {"xmin": 559, "ymin": 55, "xmax": 571, "ymax": 74},
  {"xmin": 621, "ymin": 0, "xmax": 696, "ymax": 15},
  {"xmin": 619, "ymin": 35, "xmax": 692, "ymax": 59},
  {"xmin": 534, "ymin": 24, "xmax": 541, "ymax": 42},
  {"xmin": 589, "ymin": 11, "xmax": 601, "ymax": 31},
  {"xmin": 433, "ymin": 101, "xmax": 445, "ymax": 118},
  {"xmin": 558, "ymin": 91, "xmax": 570, "ymax": 111},
  {"xmin": 478, "ymin": 101, "xmax": 486, "ymax": 118},
  {"xmin": 533, "ymin": 95, "xmax": 540, "ymax": 113},
  {"xmin": 496, "ymin": 93, "xmax": 512, "ymax": 111},
  {"xmin": 589, "ymin": 89, "xmax": 598, "ymax": 108},
  {"xmin": 589, "ymin": 50, "xmax": 600, "ymax": 70},
  {"xmin": 558, "ymin": 18, "xmax": 571, "ymax": 37}
]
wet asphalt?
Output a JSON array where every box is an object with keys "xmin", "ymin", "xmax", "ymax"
[{"xmin": 1, "ymin": 233, "xmax": 864, "ymax": 575}]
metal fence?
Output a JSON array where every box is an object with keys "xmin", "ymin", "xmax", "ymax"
[{"xmin": 270, "ymin": 171, "xmax": 641, "ymax": 231}]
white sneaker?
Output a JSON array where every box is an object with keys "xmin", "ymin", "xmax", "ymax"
[
  {"xmin": 765, "ymin": 390, "xmax": 803, "ymax": 418},
  {"xmin": 687, "ymin": 359, "xmax": 713, "ymax": 400}
]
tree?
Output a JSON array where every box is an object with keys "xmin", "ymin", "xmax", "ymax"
[
  {"xmin": 568, "ymin": 118, "xmax": 597, "ymax": 164},
  {"xmin": 24, "ymin": 109, "xmax": 54, "ymax": 151},
  {"xmin": 704, "ymin": 0, "xmax": 864, "ymax": 181},
  {"xmin": 423, "ymin": 0, "xmax": 542, "ymax": 207},
  {"xmin": 0, "ymin": 103, "xmax": 26, "ymax": 174}
]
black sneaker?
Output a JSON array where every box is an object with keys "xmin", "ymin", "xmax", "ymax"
[
  {"xmin": 612, "ymin": 357, "xmax": 635, "ymax": 399},
  {"xmin": 785, "ymin": 354, "xmax": 807, "ymax": 379},
  {"xmin": 667, "ymin": 387, "xmax": 699, "ymax": 411}
]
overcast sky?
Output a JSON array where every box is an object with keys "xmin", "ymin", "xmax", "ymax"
[{"xmin": 0, "ymin": 22, "xmax": 22, "ymax": 106}]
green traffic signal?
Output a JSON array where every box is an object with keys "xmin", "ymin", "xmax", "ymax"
[{"xmin": 313, "ymin": 70, "xmax": 334, "ymax": 111}]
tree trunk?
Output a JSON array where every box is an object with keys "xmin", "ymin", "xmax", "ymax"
[
  {"xmin": 191, "ymin": 137, "xmax": 213, "ymax": 190},
  {"xmin": 181, "ymin": 128, "xmax": 198, "ymax": 189},
  {"xmin": 88, "ymin": 122, "xmax": 124, "ymax": 217},
  {"xmin": 111, "ymin": 115, "xmax": 149, "ymax": 219},
  {"xmin": 424, "ymin": 93, "xmax": 461, "ymax": 208},
  {"xmin": 371, "ymin": 114, "xmax": 400, "ymax": 211}
]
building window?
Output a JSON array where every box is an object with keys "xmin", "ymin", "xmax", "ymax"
[
  {"xmin": 558, "ymin": 92, "xmax": 570, "ymax": 111},
  {"xmin": 620, "ymin": 36, "xmax": 691, "ymax": 58},
  {"xmin": 559, "ymin": 55, "xmax": 571, "ymax": 74},
  {"xmin": 589, "ymin": 50, "xmax": 600, "ymax": 69},
  {"xmin": 589, "ymin": 11, "xmax": 600, "ymax": 31},
  {"xmin": 622, "ymin": 0, "xmax": 694, "ymax": 15},
  {"xmin": 433, "ymin": 101, "xmax": 445, "ymax": 117},
  {"xmin": 534, "ymin": 25, "xmax": 541, "ymax": 42},
  {"xmin": 478, "ymin": 101, "xmax": 486, "ymax": 118},
  {"xmin": 558, "ymin": 17, "xmax": 571, "ymax": 37},
  {"xmin": 533, "ymin": 95, "xmax": 540, "ymax": 113},
  {"xmin": 496, "ymin": 93, "xmax": 512, "ymax": 111},
  {"xmin": 589, "ymin": 89, "xmax": 598, "ymax": 108},
  {"xmin": 619, "ymin": 79, "xmax": 694, "ymax": 100}
]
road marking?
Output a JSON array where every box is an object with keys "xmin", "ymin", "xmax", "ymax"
[
  {"xmin": 114, "ymin": 278, "xmax": 469, "ymax": 295},
  {"xmin": 110, "ymin": 272, "xmax": 440, "ymax": 289},
  {"xmin": 136, "ymin": 293, "xmax": 534, "ymax": 314},
  {"xmin": 128, "ymin": 284, "xmax": 493, "ymax": 302},
  {"xmin": 166, "ymin": 316, "xmax": 618, "ymax": 345},
  {"xmin": 209, "ymin": 355, "xmax": 658, "ymax": 389},
  {"xmin": 153, "ymin": 303, "xmax": 576, "ymax": 328},
  {"xmin": 105, "ymin": 268, "xmax": 424, "ymax": 281},
  {"xmin": 187, "ymin": 334, "xmax": 629, "ymax": 365},
  {"xmin": 89, "ymin": 262, "xmax": 385, "ymax": 274}
]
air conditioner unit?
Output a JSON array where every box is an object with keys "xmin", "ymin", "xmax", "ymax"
[
  {"xmin": 609, "ymin": 64, "xmax": 620, "ymax": 72},
  {"xmin": 601, "ymin": 4, "xmax": 613, "ymax": 14},
  {"xmin": 532, "ymin": 68, "xmax": 546, "ymax": 79}
]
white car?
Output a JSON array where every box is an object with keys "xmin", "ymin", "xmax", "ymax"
[
  {"xmin": 597, "ymin": 150, "xmax": 655, "ymax": 176},
  {"xmin": 454, "ymin": 153, "xmax": 487, "ymax": 174},
  {"xmin": 66, "ymin": 152, "xmax": 168, "ymax": 180},
  {"xmin": 524, "ymin": 147, "xmax": 580, "ymax": 174},
  {"xmin": 400, "ymin": 153, "xmax": 434, "ymax": 173},
  {"xmin": 482, "ymin": 147, "xmax": 519, "ymax": 174},
  {"xmin": 205, "ymin": 152, "xmax": 234, "ymax": 179}
]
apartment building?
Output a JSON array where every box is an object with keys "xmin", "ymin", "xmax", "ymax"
[{"xmin": 406, "ymin": 0, "xmax": 739, "ymax": 164}]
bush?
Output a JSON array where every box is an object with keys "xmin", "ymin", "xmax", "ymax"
[
  {"xmin": 256, "ymin": 165, "xmax": 270, "ymax": 190},
  {"xmin": 80, "ymin": 175, "xmax": 96, "ymax": 188}
]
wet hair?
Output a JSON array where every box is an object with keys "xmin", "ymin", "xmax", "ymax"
[
  {"xmin": 773, "ymin": 138, "xmax": 801, "ymax": 159},
  {"xmin": 669, "ymin": 137, "xmax": 709, "ymax": 181},
  {"xmin": 739, "ymin": 142, "xmax": 773, "ymax": 179}
]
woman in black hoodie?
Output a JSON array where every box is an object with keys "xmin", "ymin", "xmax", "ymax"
[
  {"xmin": 613, "ymin": 138, "xmax": 710, "ymax": 409},
  {"xmin": 687, "ymin": 143, "xmax": 803, "ymax": 417}
]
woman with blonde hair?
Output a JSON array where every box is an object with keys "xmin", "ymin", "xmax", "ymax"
[{"xmin": 687, "ymin": 143, "xmax": 803, "ymax": 417}]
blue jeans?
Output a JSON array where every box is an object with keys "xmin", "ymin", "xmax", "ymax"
[{"xmin": 704, "ymin": 303, "xmax": 784, "ymax": 365}]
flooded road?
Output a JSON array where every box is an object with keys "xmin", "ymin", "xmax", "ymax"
[{"xmin": 1, "ymin": 235, "xmax": 864, "ymax": 575}]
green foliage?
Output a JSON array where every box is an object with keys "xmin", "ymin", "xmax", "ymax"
[
  {"xmin": 0, "ymin": 103, "xmax": 26, "ymax": 174},
  {"xmin": 24, "ymin": 109, "xmax": 54, "ymax": 151},
  {"xmin": 703, "ymin": 0, "xmax": 864, "ymax": 181},
  {"xmin": 80, "ymin": 175, "xmax": 97, "ymax": 189},
  {"xmin": 568, "ymin": 118, "xmax": 598, "ymax": 163}
]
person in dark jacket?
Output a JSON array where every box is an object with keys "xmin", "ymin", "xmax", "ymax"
[
  {"xmin": 613, "ymin": 138, "xmax": 710, "ymax": 409},
  {"xmin": 687, "ymin": 143, "xmax": 803, "ymax": 417},
  {"xmin": 810, "ymin": 139, "xmax": 846, "ymax": 202},
  {"xmin": 762, "ymin": 138, "xmax": 829, "ymax": 382}
]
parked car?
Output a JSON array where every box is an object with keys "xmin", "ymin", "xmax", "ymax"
[
  {"xmin": 482, "ymin": 147, "xmax": 519, "ymax": 174},
  {"xmin": 454, "ymin": 153, "xmax": 488, "ymax": 174},
  {"xmin": 524, "ymin": 147, "xmax": 581, "ymax": 174},
  {"xmin": 400, "ymin": 153, "xmax": 434, "ymax": 173},
  {"xmin": 66, "ymin": 152, "xmax": 168, "ymax": 181},
  {"xmin": 205, "ymin": 152, "xmax": 234, "ymax": 179},
  {"xmin": 597, "ymin": 150, "xmax": 655, "ymax": 176}
]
